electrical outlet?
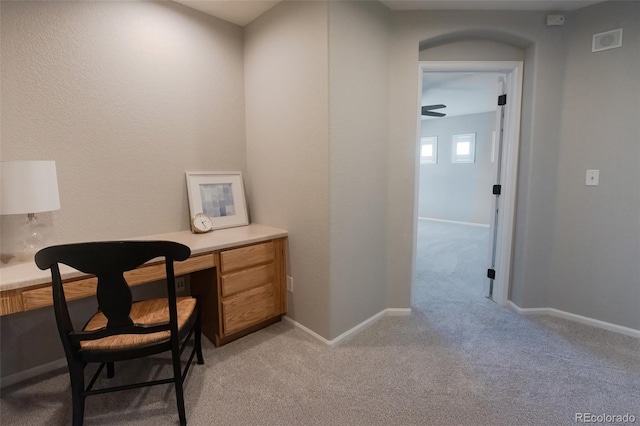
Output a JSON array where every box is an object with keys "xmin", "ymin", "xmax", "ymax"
[
  {"xmin": 286, "ymin": 276, "xmax": 293, "ymax": 293},
  {"xmin": 175, "ymin": 276, "xmax": 186, "ymax": 294},
  {"xmin": 585, "ymin": 169, "xmax": 600, "ymax": 186}
]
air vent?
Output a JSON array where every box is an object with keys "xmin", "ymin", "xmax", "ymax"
[{"xmin": 592, "ymin": 28, "xmax": 623, "ymax": 53}]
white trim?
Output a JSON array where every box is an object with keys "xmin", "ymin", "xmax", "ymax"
[
  {"xmin": 385, "ymin": 308, "xmax": 412, "ymax": 316},
  {"xmin": 1, "ymin": 358, "xmax": 67, "ymax": 389},
  {"xmin": 507, "ymin": 302, "xmax": 550, "ymax": 315},
  {"xmin": 493, "ymin": 62, "xmax": 522, "ymax": 307},
  {"xmin": 417, "ymin": 61, "xmax": 523, "ymax": 308},
  {"xmin": 508, "ymin": 302, "xmax": 640, "ymax": 339},
  {"xmin": 283, "ymin": 316, "xmax": 333, "ymax": 345},
  {"xmin": 284, "ymin": 308, "xmax": 412, "ymax": 346},
  {"xmin": 419, "ymin": 217, "xmax": 490, "ymax": 228}
]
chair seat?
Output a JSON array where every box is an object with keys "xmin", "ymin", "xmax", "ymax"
[{"xmin": 81, "ymin": 297, "xmax": 197, "ymax": 350}]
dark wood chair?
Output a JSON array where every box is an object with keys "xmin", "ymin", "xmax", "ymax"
[{"xmin": 35, "ymin": 240, "xmax": 204, "ymax": 426}]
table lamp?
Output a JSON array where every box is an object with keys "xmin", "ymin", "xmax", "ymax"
[{"xmin": 0, "ymin": 160, "xmax": 61, "ymax": 262}]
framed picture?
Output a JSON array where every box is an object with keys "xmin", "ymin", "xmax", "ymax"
[{"xmin": 185, "ymin": 171, "xmax": 249, "ymax": 230}]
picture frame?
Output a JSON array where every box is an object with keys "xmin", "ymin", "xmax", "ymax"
[{"xmin": 185, "ymin": 171, "xmax": 249, "ymax": 231}]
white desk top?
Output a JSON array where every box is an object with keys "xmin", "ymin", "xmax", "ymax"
[{"xmin": 0, "ymin": 224, "xmax": 287, "ymax": 292}]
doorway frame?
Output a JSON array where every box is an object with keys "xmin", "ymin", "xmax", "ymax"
[{"xmin": 415, "ymin": 61, "xmax": 523, "ymax": 306}]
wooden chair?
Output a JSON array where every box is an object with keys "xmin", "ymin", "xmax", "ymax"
[{"xmin": 35, "ymin": 240, "xmax": 204, "ymax": 426}]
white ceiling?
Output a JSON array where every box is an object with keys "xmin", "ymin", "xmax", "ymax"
[
  {"xmin": 172, "ymin": 0, "xmax": 281, "ymax": 26},
  {"xmin": 171, "ymin": 0, "xmax": 605, "ymax": 27},
  {"xmin": 422, "ymin": 73, "xmax": 502, "ymax": 119}
]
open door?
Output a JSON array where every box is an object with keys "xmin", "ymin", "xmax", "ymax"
[
  {"xmin": 486, "ymin": 77, "xmax": 507, "ymax": 300},
  {"xmin": 417, "ymin": 61, "xmax": 523, "ymax": 307}
]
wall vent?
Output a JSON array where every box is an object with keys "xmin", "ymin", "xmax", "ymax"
[{"xmin": 592, "ymin": 28, "xmax": 623, "ymax": 52}]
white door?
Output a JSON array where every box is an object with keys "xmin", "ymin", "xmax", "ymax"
[{"xmin": 486, "ymin": 76, "xmax": 507, "ymax": 300}]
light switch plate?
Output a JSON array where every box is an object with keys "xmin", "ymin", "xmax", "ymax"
[{"xmin": 585, "ymin": 170, "xmax": 599, "ymax": 186}]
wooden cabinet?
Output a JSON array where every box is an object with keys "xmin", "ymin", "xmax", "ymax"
[
  {"xmin": 0, "ymin": 254, "xmax": 216, "ymax": 315},
  {"xmin": 191, "ymin": 237, "xmax": 287, "ymax": 346},
  {"xmin": 0, "ymin": 225, "xmax": 288, "ymax": 348}
]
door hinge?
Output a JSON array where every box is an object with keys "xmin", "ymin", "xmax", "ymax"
[
  {"xmin": 492, "ymin": 184, "xmax": 502, "ymax": 195},
  {"xmin": 498, "ymin": 94, "xmax": 507, "ymax": 106},
  {"xmin": 487, "ymin": 269, "xmax": 496, "ymax": 279}
]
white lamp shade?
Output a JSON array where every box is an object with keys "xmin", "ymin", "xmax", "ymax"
[{"xmin": 0, "ymin": 160, "xmax": 61, "ymax": 215}]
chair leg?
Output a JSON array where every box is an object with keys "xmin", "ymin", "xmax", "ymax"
[
  {"xmin": 106, "ymin": 362, "xmax": 115, "ymax": 378},
  {"xmin": 195, "ymin": 315, "xmax": 204, "ymax": 365},
  {"xmin": 69, "ymin": 360, "xmax": 86, "ymax": 426},
  {"xmin": 172, "ymin": 347, "xmax": 187, "ymax": 426}
]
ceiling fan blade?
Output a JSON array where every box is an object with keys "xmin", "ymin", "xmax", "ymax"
[
  {"xmin": 422, "ymin": 104, "xmax": 446, "ymax": 110},
  {"xmin": 422, "ymin": 111, "xmax": 446, "ymax": 117},
  {"xmin": 421, "ymin": 105, "xmax": 447, "ymax": 116}
]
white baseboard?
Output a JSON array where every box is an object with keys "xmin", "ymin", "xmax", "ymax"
[
  {"xmin": 1, "ymin": 358, "xmax": 67, "ymax": 389},
  {"xmin": 508, "ymin": 301, "xmax": 640, "ymax": 338},
  {"xmin": 284, "ymin": 308, "xmax": 412, "ymax": 346},
  {"xmin": 384, "ymin": 308, "xmax": 412, "ymax": 316},
  {"xmin": 418, "ymin": 217, "xmax": 489, "ymax": 228}
]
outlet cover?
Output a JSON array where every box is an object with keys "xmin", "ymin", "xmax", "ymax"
[{"xmin": 175, "ymin": 276, "xmax": 186, "ymax": 294}]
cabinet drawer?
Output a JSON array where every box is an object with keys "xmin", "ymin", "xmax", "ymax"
[
  {"xmin": 222, "ymin": 284, "xmax": 276, "ymax": 335},
  {"xmin": 220, "ymin": 241, "xmax": 274, "ymax": 273},
  {"xmin": 221, "ymin": 264, "xmax": 274, "ymax": 298},
  {"xmin": 20, "ymin": 254, "xmax": 215, "ymax": 312},
  {"xmin": 0, "ymin": 289, "xmax": 25, "ymax": 315},
  {"xmin": 22, "ymin": 277, "xmax": 98, "ymax": 311}
]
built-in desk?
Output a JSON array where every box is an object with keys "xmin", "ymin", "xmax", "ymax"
[{"xmin": 0, "ymin": 224, "xmax": 288, "ymax": 346}]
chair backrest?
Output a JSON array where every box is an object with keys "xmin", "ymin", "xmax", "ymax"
[{"xmin": 35, "ymin": 241, "xmax": 191, "ymax": 351}]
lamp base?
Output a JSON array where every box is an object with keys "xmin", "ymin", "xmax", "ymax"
[
  {"xmin": 18, "ymin": 213, "xmax": 45, "ymax": 260},
  {"xmin": 0, "ymin": 212, "xmax": 55, "ymax": 264},
  {"xmin": 0, "ymin": 214, "xmax": 47, "ymax": 263}
]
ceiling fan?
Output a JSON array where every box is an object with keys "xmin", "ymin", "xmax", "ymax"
[{"xmin": 421, "ymin": 104, "xmax": 446, "ymax": 117}]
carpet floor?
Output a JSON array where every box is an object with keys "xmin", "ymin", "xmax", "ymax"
[{"xmin": 1, "ymin": 220, "xmax": 638, "ymax": 425}]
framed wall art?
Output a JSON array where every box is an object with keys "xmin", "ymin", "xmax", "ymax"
[{"xmin": 185, "ymin": 171, "xmax": 249, "ymax": 230}]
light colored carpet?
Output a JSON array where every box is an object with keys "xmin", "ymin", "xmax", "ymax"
[{"xmin": 1, "ymin": 220, "xmax": 639, "ymax": 425}]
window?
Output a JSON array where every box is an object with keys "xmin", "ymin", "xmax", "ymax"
[
  {"xmin": 420, "ymin": 136, "xmax": 437, "ymax": 164},
  {"xmin": 452, "ymin": 133, "xmax": 476, "ymax": 163}
]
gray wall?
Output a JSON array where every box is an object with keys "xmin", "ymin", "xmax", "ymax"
[
  {"xmin": 1, "ymin": 1, "xmax": 246, "ymax": 378},
  {"xmin": 1, "ymin": 1, "xmax": 247, "ymax": 247},
  {"xmin": 418, "ymin": 39, "xmax": 524, "ymax": 61},
  {"xmin": 387, "ymin": 9, "xmax": 568, "ymax": 311},
  {"xmin": 419, "ymin": 112, "xmax": 496, "ymax": 225},
  {"xmin": 328, "ymin": 0, "xmax": 390, "ymax": 339},
  {"xmin": 550, "ymin": 2, "xmax": 640, "ymax": 328},
  {"xmin": 245, "ymin": 0, "xmax": 391, "ymax": 340},
  {"xmin": 244, "ymin": 1, "xmax": 332, "ymax": 338},
  {"xmin": 387, "ymin": 2, "xmax": 640, "ymax": 330}
]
